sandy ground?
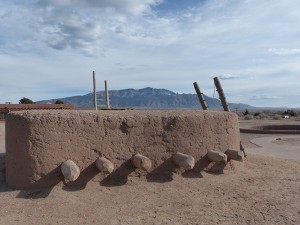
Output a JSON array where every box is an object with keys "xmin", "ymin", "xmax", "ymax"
[{"xmin": 0, "ymin": 120, "xmax": 299, "ymax": 225}]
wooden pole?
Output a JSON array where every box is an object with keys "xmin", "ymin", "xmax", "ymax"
[
  {"xmin": 213, "ymin": 77, "xmax": 230, "ymax": 112},
  {"xmin": 105, "ymin": 80, "xmax": 110, "ymax": 109},
  {"xmin": 93, "ymin": 71, "xmax": 97, "ymax": 110},
  {"xmin": 193, "ymin": 82, "xmax": 208, "ymax": 110}
]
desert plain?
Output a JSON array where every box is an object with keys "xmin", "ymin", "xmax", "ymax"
[{"xmin": 0, "ymin": 118, "xmax": 299, "ymax": 225}]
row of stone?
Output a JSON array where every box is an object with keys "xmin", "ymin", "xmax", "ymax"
[{"xmin": 60, "ymin": 149, "xmax": 244, "ymax": 182}]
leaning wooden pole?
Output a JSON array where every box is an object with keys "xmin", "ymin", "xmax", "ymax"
[
  {"xmin": 213, "ymin": 77, "xmax": 230, "ymax": 112},
  {"xmin": 93, "ymin": 71, "xmax": 97, "ymax": 110},
  {"xmin": 104, "ymin": 80, "xmax": 110, "ymax": 109},
  {"xmin": 193, "ymin": 82, "xmax": 208, "ymax": 110}
]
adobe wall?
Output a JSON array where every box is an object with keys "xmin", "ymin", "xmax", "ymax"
[{"xmin": 5, "ymin": 110, "xmax": 240, "ymax": 190}]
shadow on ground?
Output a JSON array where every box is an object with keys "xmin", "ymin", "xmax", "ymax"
[
  {"xmin": 63, "ymin": 162, "xmax": 99, "ymax": 191},
  {"xmin": 182, "ymin": 156, "xmax": 211, "ymax": 178},
  {"xmin": 100, "ymin": 159, "xmax": 135, "ymax": 187},
  {"xmin": 1, "ymin": 153, "xmax": 228, "ymax": 197},
  {"xmin": 17, "ymin": 187, "xmax": 55, "ymax": 199},
  {"xmin": 146, "ymin": 157, "xmax": 176, "ymax": 183}
]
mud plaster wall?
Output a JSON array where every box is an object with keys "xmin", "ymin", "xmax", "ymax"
[{"xmin": 6, "ymin": 110, "xmax": 240, "ymax": 190}]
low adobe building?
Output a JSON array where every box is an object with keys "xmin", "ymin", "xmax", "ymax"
[{"xmin": 5, "ymin": 110, "xmax": 241, "ymax": 190}]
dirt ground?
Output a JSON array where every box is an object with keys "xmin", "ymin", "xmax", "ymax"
[{"xmin": 0, "ymin": 120, "xmax": 299, "ymax": 225}]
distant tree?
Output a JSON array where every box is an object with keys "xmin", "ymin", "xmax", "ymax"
[
  {"xmin": 283, "ymin": 109, "xmax": 297, "ymax": 117},
  {"xmin": 243, "ymin": 109, "xmax": 249, "ymax": 116},
  {"xmin": 54, "ymin": 99, "xmax": 64, "ymax": 104},
  {"xmin": 19, "ymin": 97, "xmax": 34, "ymax": 104}
]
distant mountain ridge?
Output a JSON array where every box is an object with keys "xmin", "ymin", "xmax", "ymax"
[{"xmin": 37, "ymin": 87, "xmax": 254, "ymax": 110}]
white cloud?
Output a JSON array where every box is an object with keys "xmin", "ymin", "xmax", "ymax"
[
  {"xmin": 218, "ymin": 74, "xmax": 240, "ymax": 80},
  {"xmin": 1, "ymin": 0, "xmax": 300, "ymax": 107},
  {"xmin": 268, "ymin": 48, "xmax": 300, "ymax": 56},
  {"xmin": 4, "ymin": 0, "xmax": 163, "ymax": 55},
  {"xmin": 44, "ymin": 13, "xmax": 102, "ymax": 56},
  {"xmin": 251, "ymin": 95, "xmax": 281, "ymax": 100},
  {"xmin": 35, "ymin": 0, "xmax": 163, "ymax": 16}
]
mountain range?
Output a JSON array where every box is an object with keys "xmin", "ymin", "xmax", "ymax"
[{"xmin": 37, "ymin": 87, "xmax": 254, "ymax": 110}]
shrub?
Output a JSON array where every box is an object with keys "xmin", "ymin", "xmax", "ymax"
[
  {"xmin": 273, "ymin": 115, "xmax": 282, "ymax": 120},
  {"xmin": 243, "ymin": 110, "xmax": 249, "ymax": 116},
  {"xmin": 283, "ymin": 110, "xmax": 297, "ymax": 117},
  {"xmin": 19, "ymin": 97, "xmax": 34, "ymax": 104},
  {"xmin": 244, "ymin": 115, "xmax": 253, "ymax": 120},
  {"xmin": 55, "ymin": 99, "xmax": 64, "ymax": 104},
  {"xmin": 258, "ymin": 113, "xmax": 269, "ymax": 119}
]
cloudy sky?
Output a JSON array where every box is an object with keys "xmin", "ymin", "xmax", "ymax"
[{"xmin": 1, "ymin": 0, "xmax": 300, "ymax": 107}]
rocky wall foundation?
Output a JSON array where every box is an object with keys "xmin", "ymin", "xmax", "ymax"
[{"xmin": 5, "ymin": 110, "xmax": 240, "ymax": 190}]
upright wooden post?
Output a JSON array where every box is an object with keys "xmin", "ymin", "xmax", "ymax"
[
  {"xmin": 93, "ymin": 71, "xmax": 97, "ymax": 110},
  {"xmin": 213, "ymin": 77, "xmax": 230, "ymax": 112},
  {"xmin": 193, "ymin": 82, "xmax": 208, "ymax": 110},
  {"xmin": 105, "ymin": 80, "xmax": 110, "ymax": 109}
]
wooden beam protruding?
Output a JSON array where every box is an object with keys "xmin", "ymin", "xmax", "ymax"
[
  {"xmin": 213, "ymin": 77, "xmax": 230, "ymax": 112},
  {"xmin": 193, "ymin": 82, "xmax": 208, "ymax": 110},
  {"xmin": 104, "ymin": 80, "xmax": 110, "ymax": 109},
  {"xmin": 93, "ymin": 71, "xmax": 97, "ymax": 110}
]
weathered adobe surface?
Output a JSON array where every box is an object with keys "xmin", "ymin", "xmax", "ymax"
[{"xmin": 6, "ymin": 110, "xmax": 240, "ymax": 190}]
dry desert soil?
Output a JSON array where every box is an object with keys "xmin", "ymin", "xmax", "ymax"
[{"xmin": 0, "ymin": 119, "xmax": 299, "ymax": 225}]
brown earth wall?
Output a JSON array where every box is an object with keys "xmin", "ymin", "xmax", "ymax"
[{"xmin": 5, "ymin": 110, "xmax": 240, "ymax": 190}]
